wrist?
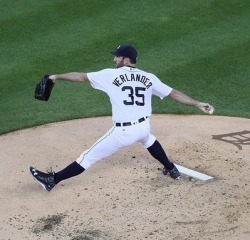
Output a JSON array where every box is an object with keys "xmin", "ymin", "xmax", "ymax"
[
  {"xmin": 195, "ymin": 101, "xmax": 202, "ymax": 107},
  {"xmin": 49, "ymin": 75, "xmax": 57, "ymax": 81}
]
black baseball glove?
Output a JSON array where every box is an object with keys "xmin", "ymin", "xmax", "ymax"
[{"xmin": 34, "ymin": 75, "xmax": 54, "ymax": 101}]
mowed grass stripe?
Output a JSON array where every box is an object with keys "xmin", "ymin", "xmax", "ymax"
[
  {"xmin": 139, "ymin": 11, "xmax": 250, "ymax": 71},
  {"xmin": 1, "ymin": 0, "xmax": 230, "ymax": 73},
  {"xmin": 0, "ymin": 0, "xmax": 249, "ymax": 134},
  {"xmin": 2, "ymin": 0, "xmax": 248, "ymax": 71},
  {"xmin": 153, "ymin": 40, "xmax": 250, "ymax": 116},
  {"xmin": 0, "ymin": 1, "xmax": 120, "ymax": 81}
]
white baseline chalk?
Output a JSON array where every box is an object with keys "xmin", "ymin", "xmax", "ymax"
[{"xmin": 175, "ymin": 164, "xmax": 213, "ymax": 181}]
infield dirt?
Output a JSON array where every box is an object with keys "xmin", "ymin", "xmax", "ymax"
[{"xmin": 0, "ymin": 115, "xmax": 249, "ymax": 240}]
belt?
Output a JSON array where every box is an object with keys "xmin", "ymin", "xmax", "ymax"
[{"xmin": 115, "ymin": 117, "xmax": 148, "ymax": 127}]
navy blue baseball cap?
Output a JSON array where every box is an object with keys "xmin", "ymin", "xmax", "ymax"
[{"xmin": 110, "ymin": 44, "xmax": 137, "ymax": 63}]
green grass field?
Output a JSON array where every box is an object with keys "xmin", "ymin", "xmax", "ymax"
[{"xmin": 0, "ymin": 0, "xmax": 249, "ymax": 135}]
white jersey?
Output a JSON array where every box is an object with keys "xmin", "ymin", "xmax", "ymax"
[{"xmin": 87, "ymin": 66, "xmax": 172, "ymax": 122}]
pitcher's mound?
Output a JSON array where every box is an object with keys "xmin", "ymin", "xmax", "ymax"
[{"xmin": 0, "ymin": 115, "xmax": 249, "ymax": 240}]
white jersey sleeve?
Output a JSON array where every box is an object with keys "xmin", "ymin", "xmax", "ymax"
[
  {"xmin": 148, "ymin": 73, "xmax": 173, "ymax": 99},
  {"xmin": 87, "ymin": 69, "xmax": 110, "ymax": 92}
]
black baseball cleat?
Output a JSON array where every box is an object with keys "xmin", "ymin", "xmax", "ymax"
[
  {"xmin": 163, "ymin": 165, "xmax": 181, "ymax": 180},
  {"xmin": 30, "ymin": 166, "xmax": 55, "ymax": 192}
]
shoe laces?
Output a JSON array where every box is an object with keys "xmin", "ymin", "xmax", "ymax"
[{"xmin": 46, "ymin": 167, "xmax": 54, "ymax": 175}]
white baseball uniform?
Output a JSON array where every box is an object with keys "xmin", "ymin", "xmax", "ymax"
[{"xmin": 76, "ymin": 66, "xmax": 173, "ymax": 169}]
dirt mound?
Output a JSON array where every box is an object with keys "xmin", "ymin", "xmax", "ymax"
[{"xmin": 0, "ymin": 115, "xmax": 249, "ymax": 240}]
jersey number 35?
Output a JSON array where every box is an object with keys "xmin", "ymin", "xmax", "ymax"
[{"xmin": 122, "ymin": 86, "xmax": 146, "ymax": 106}]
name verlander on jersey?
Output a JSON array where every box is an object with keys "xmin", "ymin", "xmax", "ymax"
[{"xmin": 112, "ymin": 74, "xmax": 152, "ymax": 89}]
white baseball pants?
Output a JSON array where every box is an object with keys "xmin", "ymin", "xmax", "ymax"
[{"xmin": 76, "ymin": 118, "xmax": 156, "ymax": 169}]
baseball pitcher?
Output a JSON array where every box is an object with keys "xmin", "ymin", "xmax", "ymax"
[{"xmin": 30, "ymin": 44, "xmax": 214, "ymax": 191}]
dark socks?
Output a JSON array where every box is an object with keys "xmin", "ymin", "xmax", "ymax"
[
  {"xmin": 54, "ymin": 141, "xmax": 172, "ymax": 184},
  {"xmin": 147, "ymin": 140, "xmax": 174, "ymax": 170},
  {"xmin": 54, "ymin": 161, "xmax": 85, "ymax": 184}
]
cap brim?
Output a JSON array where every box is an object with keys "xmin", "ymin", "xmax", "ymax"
[{"xmin": 110, "ymin": 50, "xmax": 121, "ymax": 57}]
